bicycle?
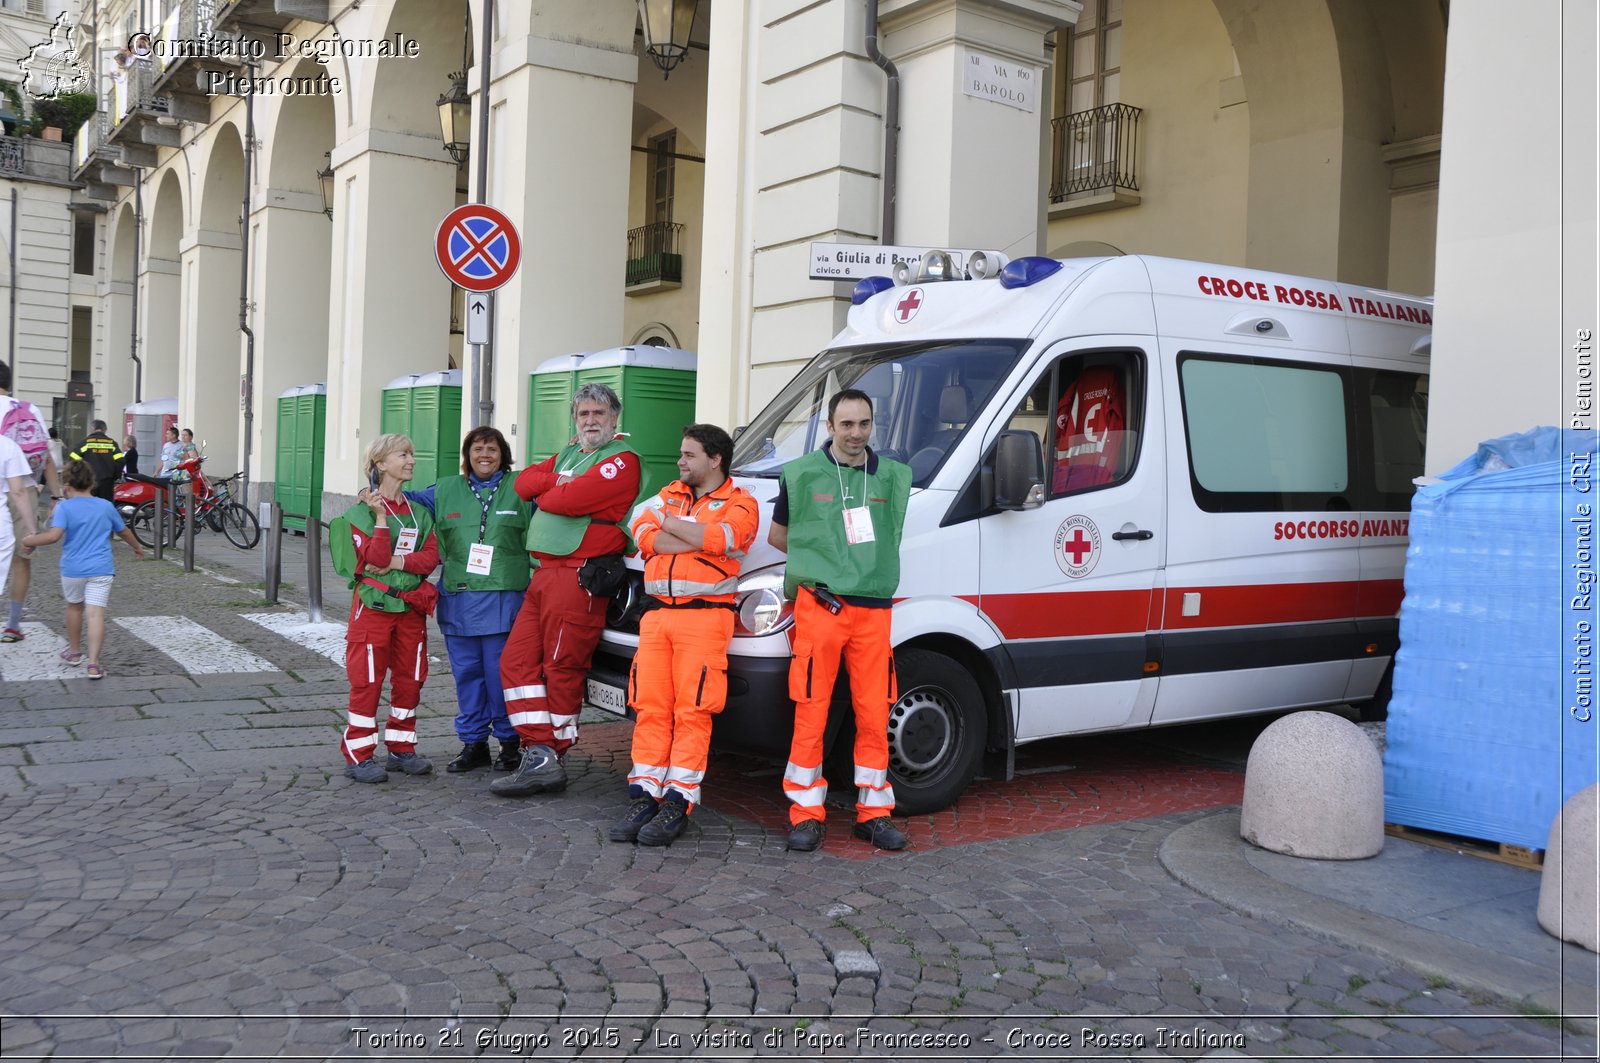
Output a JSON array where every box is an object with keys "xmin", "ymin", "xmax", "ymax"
[{"xmin": 129, "ymin": 468, "xmax": 260, "ymax": 550}]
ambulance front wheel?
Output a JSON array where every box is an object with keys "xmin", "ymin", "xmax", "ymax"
[{"xmin": 886, "ymin": 648, "xmax": 986, "ymax": 815}]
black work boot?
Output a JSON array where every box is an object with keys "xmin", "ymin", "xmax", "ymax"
[
  {"xmin": 446, "ymin": 741, "xmax": 491, "ymax": 773},
  {"xmin": 493, "ymin": 739, "xmax": 522, "ymax": 772}
]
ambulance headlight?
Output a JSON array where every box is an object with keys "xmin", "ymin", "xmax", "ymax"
[{"xmin": 736, "ymin": 568, "xmax": 793, "ymax": 637}]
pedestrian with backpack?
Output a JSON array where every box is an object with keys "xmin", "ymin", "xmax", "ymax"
[
  {"xmin": 0, "ymin": 363, "xmax": 61, "ymax": 643},
  {"xmin": 20, "ymin": 459, "xmax": 144, "ymax": 679},
  {"xmin": 330, "ymin": 434, "xmax": 441, "ymax": 784}
]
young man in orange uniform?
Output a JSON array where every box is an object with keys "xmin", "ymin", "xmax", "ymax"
[
  {"xmin": 608, "ymin": 425, "xmax": 759, "ymax": 846},
  {"xmin": 492, "ymin": 384, "xmax": 641, "ymax": 797}
]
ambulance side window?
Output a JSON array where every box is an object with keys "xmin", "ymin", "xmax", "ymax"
[
  {"xmin": 1005, "ymin": 351, "xmax": 1143, "ymax": 498},
  {"xmin": 1179, "ymin": 353, "xmax": 1351, "ymax": 513},
  {"xmin": 1363, "ymin": 370, "xmax": 1428, "ymax": 506}
]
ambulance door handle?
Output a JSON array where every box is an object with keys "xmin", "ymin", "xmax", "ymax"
[{"xmin": 1112, "ymin": 528, "xmax": 1154, "ymax": 541}]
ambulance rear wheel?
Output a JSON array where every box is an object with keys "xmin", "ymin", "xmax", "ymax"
[
  {"xmin": 886, "ymin": 648, "xmax": 985, "ymax": 815},
  {"xmin": 1358, "ymin": 660, "xmax": 1393, "ymax": 723}
]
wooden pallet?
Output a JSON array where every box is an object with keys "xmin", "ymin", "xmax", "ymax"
[{"xmin": 1385, "ymin": 823, "xmax": 1544, "ymax": 870}]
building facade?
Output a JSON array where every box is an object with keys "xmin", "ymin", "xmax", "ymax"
[{"xmin": 23, "ymin": 0, "xmax": 1597, "ymax": 509}]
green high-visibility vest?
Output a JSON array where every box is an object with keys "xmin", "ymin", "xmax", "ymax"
[
  {"xmin": 341, "ymin": 501, "xmax": 435, "ymax": 613},
  {"xmin": 779, "ymin": 447, "xmax": 910, "ymax": 601},
  {"xmin": 433, "ymin": 474, "xmax": 531, "ymax": 593},
  {"xmin": 524, "ymin": 437, "xmax": 638, "ymax": 557}
]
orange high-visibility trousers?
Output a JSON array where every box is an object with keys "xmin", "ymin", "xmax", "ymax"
[
  {"xmin": 626, "ymin": 607, "xmax": 734, "ymax": 811},
  {"xmin": 782, "ymin": 591, "xmax": 896, "ymax": 825}
]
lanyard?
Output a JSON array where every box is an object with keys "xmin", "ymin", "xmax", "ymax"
[
  {"xmin": 833, "ymin": 451, "xmax": 868, "ymax": 506},
  {"xmin": 469, "ymin": 476, "xmax": 498, "ymax": 543},
  {"xmin": 380, "ymin": 495, "xmax": 414, "ymax": 534}
]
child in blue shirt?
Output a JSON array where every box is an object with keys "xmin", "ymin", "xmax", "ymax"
[{"xmin": 21, "ymin": 459, "xmax": 144, "ymax": 678}]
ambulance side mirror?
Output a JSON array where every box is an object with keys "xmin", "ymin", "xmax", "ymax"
[{"xmin": 993, "ymin": 430, "xmax": 1045, "ymax": 510}]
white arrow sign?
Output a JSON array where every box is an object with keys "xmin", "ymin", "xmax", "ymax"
[{"xmin": 466, "ymin": 293, "xmax": 490, "ymax": 345}]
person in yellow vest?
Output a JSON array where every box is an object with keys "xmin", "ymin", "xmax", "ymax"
[
  {"xmin": 402, "ymin": 427, "xmax": 532, "ymax": 773},
  {"xmin": 69, "ymin": 420, "xmax": 122, "ymax": 502},
  {"xmin": 337, "ymin": 434, "xmax": 440, "ymax": 783},
  {"xmin": 769, "ymin": 389, "xmax": 912, "ymax": 852},
  {"xmin": 492, "ymin": 383, "xmax": 641, "ymax": 797}
]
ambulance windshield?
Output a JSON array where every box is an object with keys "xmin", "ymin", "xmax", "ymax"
[{"xmin": 731, "ymin": 339, "xmax": 1026, "ymax": 487}]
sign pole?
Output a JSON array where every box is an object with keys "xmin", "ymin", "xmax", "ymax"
[{"xmin": 475, "ymin": 0, "xmax": 494, "ymax": 426}]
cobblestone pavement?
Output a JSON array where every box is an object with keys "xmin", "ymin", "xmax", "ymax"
[{"xmin": 0, "ymin": 535, "xmax": 1595, "ymax": 1060}]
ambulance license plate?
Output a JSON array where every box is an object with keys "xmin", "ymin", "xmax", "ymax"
[{"xmin": 586, "ymin": 678, "xmax": 627, "ymax": 716}]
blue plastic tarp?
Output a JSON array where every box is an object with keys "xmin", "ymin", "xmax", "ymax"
[{"xmin": 1384, "ymin": 426, "xmax": 1600, "ymax": 849}]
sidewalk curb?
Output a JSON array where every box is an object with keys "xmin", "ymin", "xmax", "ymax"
[{"xmin": 1159, "ymin": 811, "xmax": 1596, "ymax": 1028}]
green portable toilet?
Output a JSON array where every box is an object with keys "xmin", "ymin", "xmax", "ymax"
[
  {"xmin": 525, "ymin": 353, "xmax": 590, "ymax": 468},
  {"xmin": 523, "ymin": 347, "xmax": 696, "ymax": 494},
  {"xmin": 380, "ymin": 369, "xmax": 463, "ymax": 490},
  {"xmin": 274, "ymin": 383, "xmax": 326, "ymax": 531},
  {"xmin": 575, "ymin": 346, "xmax": 697, "ymax": 498}
]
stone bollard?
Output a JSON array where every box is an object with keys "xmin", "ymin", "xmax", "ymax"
[
  {"xmin": 1537, "ymin": 783, "xmax": 1598, "ymax": 952},
  {"xmin": 1240, "ymin": 710, "xmax": 1384, "ymax": 859}
]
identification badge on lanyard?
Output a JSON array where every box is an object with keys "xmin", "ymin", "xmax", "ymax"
[
  {"xmin": 394, "ymin": 527, "xmax": 420, "ymax": 555},
  {"xmin": 843, "ymin": 505, "xmax": 875, "ymax": 545},
  {"xmin": 467, "ymin": 542, "xmax": 495, "ymax": 574}
]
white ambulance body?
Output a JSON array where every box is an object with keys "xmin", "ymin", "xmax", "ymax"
[{"xmin": 586, "ymin": 254, "xmax": 1431, "ymax": 814}]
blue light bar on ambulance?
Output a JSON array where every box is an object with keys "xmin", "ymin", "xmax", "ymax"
[
  {"xmin": 852, "ymin": 275, "xmax": 895, "ymax": 305},
  {"xmin": 999, "ymin": 256, "xmax": 1063, "ymax": 289}
]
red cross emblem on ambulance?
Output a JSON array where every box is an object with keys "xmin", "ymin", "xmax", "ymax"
[
  {"xmin": 1053, "ymin": 514, "xmax": 1102, "ymax": 578},
  {"xmin": 895, "ymin": 287, "xmax": 924, "ymax": 323}
]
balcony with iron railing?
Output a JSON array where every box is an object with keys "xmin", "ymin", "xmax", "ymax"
[
  {"xmin": 0, "ymin": 134, "xmax": 74, "ymax": 184},
  {"xmin": 1048, "ymin": 102, "xmax": 1143, "ymax": 216},
  {"xmin": 626, "ymin": 221, "xmax": 685, "ymax": 291}
]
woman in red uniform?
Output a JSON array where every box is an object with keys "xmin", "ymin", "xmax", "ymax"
[{"xmin": 339, "ymin": 434, "xmax": 441, "ymax": 783}]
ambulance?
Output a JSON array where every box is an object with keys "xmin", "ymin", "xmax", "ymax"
[{"xmin": 585, "ymin": 253, "xmax": 1431, "ymax": 814}]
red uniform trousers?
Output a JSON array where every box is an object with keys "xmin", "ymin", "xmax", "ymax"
[
  {"xmin": 500, "ymin": 560, "xmax": 607, "ymax": 755},
  {"xmin": 340, "ymin": 607, "xmax": 428, "ymax": 765},
  {"xmin": 626, "ymin": 607, "xmax": 733, "ymax": 811},
  {"xmin": 782, "ymin": 592, "xmax": 897, "ymax": 825}
]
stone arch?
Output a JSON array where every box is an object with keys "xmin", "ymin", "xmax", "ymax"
[
  {"xmin": 1049, "ymin": 239, "xmax": 1125, "ymax": 259},
  {"xmin": 1208, "ymin": 0, "xmax": 1445, "ymax": 286},
  {"xmin": 143, "ymin": 170, "xmax": 184, "ymax": 402},
  {"xmin": 101, "ymin": 204, "xmax": 139, "ymax": 414},
  {"xmin": 254, "ymin": 60, "xmax": 338, "ymax": 491},
  {"xmin": 186, "ymin": 123, "xmax": 247, "ymax": 474},
  {"xmin": 371, "ymin": 0, "xmax": 473, "ymax": 139}
]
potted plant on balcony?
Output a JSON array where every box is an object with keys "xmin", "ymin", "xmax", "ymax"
[{"xmin": 29, "ymin": 93, "xmax": 95, "ymax": 142}]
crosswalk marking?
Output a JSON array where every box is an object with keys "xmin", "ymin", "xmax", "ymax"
[
  {"xmin": 242, "ymin": 611, "xmax": 350, "ymax": 668},
  {"xmin": 112, "ymin": 615, "xmax": 276, "ymax": 674},
  {"xmin": 0, "ymin": 622, "xmax": 85, "ymax": 681}
]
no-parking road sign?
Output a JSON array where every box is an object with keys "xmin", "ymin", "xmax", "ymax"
[{"xmin": 435, "ymin": 204, "xmax": 522, "ymax": 292}]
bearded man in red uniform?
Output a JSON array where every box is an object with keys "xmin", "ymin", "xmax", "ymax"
[{"xmin": 492, "ymin": 383, "xmax": 641, "ymax": 797}]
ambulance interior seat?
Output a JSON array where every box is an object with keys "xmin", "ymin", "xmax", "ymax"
[
  {"xmin": 1052, "ymin": 364, "xmax": 1128, "ymax": 493},
  {"xmin": 909, "ymin": 384, "xmax": 972, "ymax": 481}
]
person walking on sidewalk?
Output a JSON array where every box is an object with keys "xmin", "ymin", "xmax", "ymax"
[
  {"xmin": 335, "ymin": 434, "xmax": 441, "ymax": 784},
  {"xmin": 20, "ymin": 459, "xmax": 143, "ymax": 679},
  {"xmin": 492, "ymin": 383, "xmax": 640, "ymax": 798},
  {"xmin": 768, "ymin": 388, "xmax": 912, "ymax": 853},
  {"xmin": 608, "ymin": 424, "xmax": 758, "ymax": 847},
  {"xmin": 403, "ymin": 426, "xmax": 532, "ymax": 775},
  {"xmin": 69, "ymin": 420, "xmax": 123, "ymax": 502},
  {"xmin": 0, "ymin": 364, "xmax": 61, "ymax": 644}
]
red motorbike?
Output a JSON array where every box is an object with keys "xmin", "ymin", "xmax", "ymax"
[{"xmin": 118, "ymin": 454, "xmax": 205, "ymax": 548}]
